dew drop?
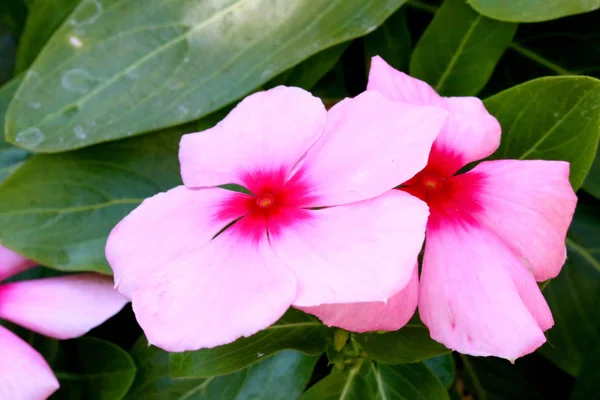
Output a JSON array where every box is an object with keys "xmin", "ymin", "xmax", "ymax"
[
  {"xmin": 28, "ymin": 101, "xmax": 41, "ymax": 109},
  {"xmin": 15, "ymin": 128, "xmax": 44, "ymax": 147},
  {"xmin": 61, "ymin": 68, "xmax": 96, "ymax": 93},
  {"xmin": 68, "ymin": 35, "xmax": 84, "ymax": 48},
  {"xmin": 176, "ymin": 104, "xmax": 188, "ymax": 117},
  {"xmin": 70, "ymin": 0, "xmax": 103, "ymax": 26},
  {"xmin": 74, "ymin": 125, "xmax": 87, "ymax": 139},
  {"xmin": 257, "ymin": 352, "xmax": 264, "ymax": 357}
]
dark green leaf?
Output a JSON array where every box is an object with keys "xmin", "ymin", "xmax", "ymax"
[
  {"xmin": 409, "ymin": 0, "xmax": 516, "ymax": 96},
  {"xmin": 127, "ymin": 336, "xmax": 317, "ymax": 400},
  {"xmin": 370, "ymin": 362, "xmax": 449, "ymax": 400},
  {"xmin": 1, "ymin": 74, "xmax": 31, "ymax": 183},
  {"xmin": 582, "ymin": 154, "xmax": 600, "ymax": 198},
  {"xmin": 0, "ymin": 28, "xmax": 16, "ymax": 86},
  {"xmin": 170, "ymin": 309, "xmax": 331, "ymax": 378},
  {"xmin": 6, "ymin": 0, "xmax": 408, "ymax": 152},
  {"xmin": 354, "ymin": 317, "xmax": 450, "ymax": 364},
  {"xmin": 423, "ymin": 354, "xmax": 456, "ymax": 388},
  {"xmin": 364, "ymin": 6, "xmax": 412, "ymax": 72},
  {"xmin": 0, "ymin": 127, "xmax": 185, "ymax": 272},
  {"xmin": 15, "ymin": 0, "xmax": 80, "ymax": 72},
  {"xmin": 484, "ymin": 76, "xmax": 600, "ymax": 190},
  {"xmin": 299, "ymin": 360, "xmax": 374, "ymax": 400},
  {"xmin": 468, "ymin": 0, "xmax": 600, "ymax": 23},
  {"xmin": 570, "ymin": 343, "xmax": 600, "ymax": 399},
  {"xmin": 52, "ymin": 337, "xmax": 136, "ymax": 400},
  {"xmin": 540, "ymin": 202, "xmax": 600, "ymax": 375}
]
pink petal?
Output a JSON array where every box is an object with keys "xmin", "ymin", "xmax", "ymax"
[
  {"xmin": 367, "ymin": 56, "xmax": 501, "ymax": 176},
  {"xmin": 419, "ymin": 223, "xmax": 552, "ymax": 360},
  {"xmin": 299, "ymin": 262, "xmax": 419, "ymax": 332},
  {"xmin": 179, "ymin": 86, "xmax": 326, "ymax": 188},
  {"xmin": 0, "ymin": 325, "xmax": 59, "ymax": 399},
  {"xmin": 290, "ymin": 90, "xmax": 447, "ymax": 206},
  {"xmin": 467, "ymin": 160, "xmax": 577, "ymax": 281},
  {"xmin": 131, "ymin": 228, "xmax": 296, "ymax": 352},
  {"xmin": 0, "ymin": 245, "xmax": 36, "ymax": 282},
  {"xmin": 106, "ymin": 186, "xmax": 245, "ymax": 299},
  {"xmin": 272, "ymin": 190, "xmax": 429, "ymax": 306},
  {"xmin": 0, "ymin": 274, "xmax": 128, "ymax": 340}
]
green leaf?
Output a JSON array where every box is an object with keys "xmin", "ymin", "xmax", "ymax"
[
  {"xmin": 540, "ymin": 201, "xmax": 600, "ymax": 375},
  {"xmin": 52, "ymin": 337, "xmax": 136, "ymax": 400},
  {"xmin": 423, "ymin": 354, "xmax": 456, "ymax": 389},
  {"xmin": 364, "ymin": 6, "xmax": 412, "ymax": 73},
  {"xmin": 409, "ymin": 0, "xmax": 516, "ymax": 96},
  {"xmin": 570, "ymin": 343, "xmax": 600, "ymax": 400},
  {"xmin": 15, "ymin": 0, "xmax": 80, "ymax": 72},
  {"xmin": 483, "ymin": 76, "xmax": 600, "ymax": 190},
  {"xmin": 299, "ymin": 360, "xmax": 374, "ymax": 400},
  {"xmin": 354, "ymin": 317, "xmax": 450, "ymax": 364},
  {"xmin": 582, "ymin": 154, "xmax": 600, "ymax": 198},
  {"xmin": 0, "ymin": 126, "xmax": 185, "ymax": 273},
  {"xmin": 6, "ymin": 0, "xmax": 408, "ymax": 152},
  {"xmin": 127, "ymin": 336, "xmax": 317, "ymax": 400},
  {"xmin": 370, "ymin": 362, "xmax": 450, "ymax": 400},
  {"xmin": 170, "ymin": 309, "xmax": 331, "ymax": 378},
  {"xmin": 468, "ymin": 0, "xmax": 600, "ymax": 23},
  {"xmin": 1, "ymin": 75, "xmax": 31, "ymax": 183}
]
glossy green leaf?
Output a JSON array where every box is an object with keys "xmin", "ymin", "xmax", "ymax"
[
  {"xmin": 484, "ymin": 76, "xmax": 600, "ymax": 190},
  {"xmin": 570, "ymin": 343, "xmax": 600, "ymax": 400},
  {"xmin": 52, "ymin": 337, "xmax": 136, "ymax": 400},
  {"xmin": 364, "ymin": 6, "xmax": 411, "ymax": 72},
  {"xmin": 170, "ymin": 309, "xmax": 331, "ymax": 378},
  {"xmin": 423, "ymin": 354, "xmax": 456, "ymax": 388},
  {"xmin": 468, "ymin": 0, "xmax": 600, "ymax": 23},
  {"xmin": 299, "ymin": 360, "xmax": 374, "ymax": 400},
  {"xmin": 1, "ymin": 75, "xmax": 31, "ymax": 183},
  {"xmin": 127, "ymin": 336, "xmax": 317, "ymax": 400},
  {"xmin": 409, "ymin": 0, "xmax": 516, "ymax": 96},
  {"xmin": 15, "ymin": 0, "xmax": 80, "ymax": 72},
  {"xmin": 0, "ymin": 127, "xmax": 185, "ymax": 272},
  {"xmin": 354, "ymin": 317, "xmax": 450, "ymax": 364},
  {"xmin": 540, "ymin": 202, "xmax": 600, "ymax": 375},
  {"xmin": 6, "ymin": 0, "xmax": 407, "ymax": 152},
  {"xmin": 370, "ymin": 362, "xmax": 449, "ymax": 400}
]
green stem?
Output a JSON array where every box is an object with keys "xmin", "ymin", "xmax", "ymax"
[
  {"xmin": 459, "ymin": 354, "xmax": 489, "ymax": 400},
  {"xmin": 508, "ymin": 42, "xmax": 573, "ymax": 75}
]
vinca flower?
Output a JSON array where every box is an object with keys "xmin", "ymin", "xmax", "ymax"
[
  {"xmin": 0, "ymin": 245, "xmax": 128, "ymax": 399},
  {"xmin": 105, "ymin": 85, "xmax": 448, "ymax": 351},
  {"xmin": 304, "ymin": 57, "xmax": 578, "ymax": 360}
]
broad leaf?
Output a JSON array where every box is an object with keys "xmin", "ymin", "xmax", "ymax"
[
  {"xmin": 0, "ymin": 127, "xmax": 185, "ymax": 273},
  {"xmin": 299, "ymin": 360, "xmax": 373, "ymax": 400},
  {"xmin": 1, "ymin": 75, "xmax": 30, "ymax": 183},
  {"xmin": 570, "ymin": 343, "xmax": 600, "ymax": 400},
  {"xmin": 6, "ymin": 0, "xmax": 407, "ymax": 152},
  {"xmin": 423, "ymin": 354, "xmax": 456, "ymax": 389},
  {"xmin": 364, "ymin": 6, "xmax": 411, "ymax": 72},
  {"xmin": 484, "ymin": 76, "xmax": 600, "ymax": 190},
  {"xmin": 52, "ymin": 337, "xmax": 136, "ymax": 400},
  {"xmin": 127, "ymin": 336, "xmax": 317, "ymax": 400},
  {"xmin": 582, "ymin": 155, "xmax": 600, "ymax": 198},
  {"xmin": 15, "ymin": 0, "xmax": 80, "ymax": 72},
  {"xmin": 354, "ymin": 317, "xmax": 450, "ymax": 364},
  {"xmin": 540, "ymin": 201, "xmax": 600, "ymax": 375},
  {"xmin": 468, "ymin": 0, "xmax": 600, "ymax": 23},
  {"xmin": 370, "ymin": 362, "xmax": 449, "ymax": 400},
  {"xmin": 170, "ymin": 309, "xmax": 331, "ymax": 378},
  {"xmin": 409, "ymin": 0, "xmax": 516, "ymax": 96}
]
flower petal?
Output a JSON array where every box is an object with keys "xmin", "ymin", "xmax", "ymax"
[
  {"xmin": 420, "ymin": 223, "xmax": 551, "ymax": 360},
  {"xmin": 131, "ymin": 229, "xmax": 296, "ymax": 352},
  {"xmin": 0, "ymin": 325, "xmax": 59, "ymax": 399},
  {"xmin": 272, "ymin": 190, "xmax": 429, "ymax": 306},
  {"xmin": 299, "ymin": 262, "xmax": 419, "ymax": 332},
  {"xmin": 179, "ymin": 86, "xmax": 326, "ymax": 189},
  {"xmin": 468, "ymin": 160, "xmax": 577, "ymax": 281},
  {"xmin": 0, "ymin": 274, "xmax": 127, "ymax": 340},
  {"xmin": 290, "ymin": 90, "xmax": 447, "ymax": 206},
  {"xmin": 367, "ymin": 56, "xmax": 500, "ymax": 176},
  {"xmin": 106, "ymin": 186, "xmax": 245, "ymax": 299},
  {"xmin": 0, "ymin": 245, "xmax": 36, "ymax": 282}
]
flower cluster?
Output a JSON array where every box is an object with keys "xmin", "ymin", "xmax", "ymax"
[{"xmin": 105, "ymin": 56, "xmax": 577, "ymax": 361}]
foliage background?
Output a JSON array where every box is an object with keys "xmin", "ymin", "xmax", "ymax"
[{"xmin": 1, "ymin": 0, "xmax": 599, "ymax": 398}]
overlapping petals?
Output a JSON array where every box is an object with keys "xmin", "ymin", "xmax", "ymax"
[{"xmin": 106, "ymin": 85, "xmax": 448, "ymax": 351}]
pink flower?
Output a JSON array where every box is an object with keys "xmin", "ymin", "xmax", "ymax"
[
  {"xmin": 303, "ymin": 57, "xmax": 577, "ymax": 360},
  {"xmin": 105, "ymin": 86, "xmax": 448, "ymax": 352},
  {"xmin": 0, "ymin": 245, "xmax": 128, "ymax": 399}
]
